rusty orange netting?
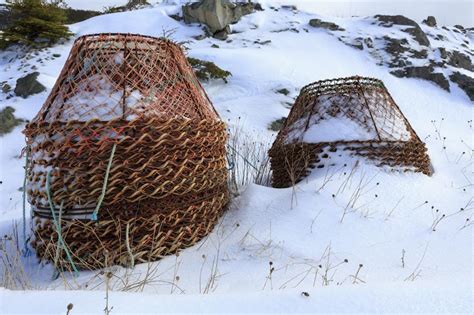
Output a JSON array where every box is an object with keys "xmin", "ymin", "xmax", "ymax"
[
  {"xmin": 24, "ymin": 33, "xmax": 229, "ymax": 270},
  {"xmin": 269, "ymin": 76, "xmax": 432, "ymax": 188}
]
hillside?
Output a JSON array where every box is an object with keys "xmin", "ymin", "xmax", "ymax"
[{"xmin": 0, "ymin": 1, "xmax": 472, "ymax": 314}]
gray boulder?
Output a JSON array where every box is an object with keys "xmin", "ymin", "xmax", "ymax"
[
  {"xmin": 449, "ymin": 72, "xmax": 474, "ymax": 101},
  {"xmin": 14, "ymin": 72, "xmax": 46, "ymax": 98},
  {"xmin": 375, "ymin": 15, "xmax": 430, "ymax": 46},
  {"xmin": 391, "ymin": 66, "xmax": 450, "ymax": 91},
  {"xmin": 182, "ymin": 0, "xmax": 255, "ymax": 38},
  {"xmin": 422, "ymin": 16, "xmax": 437, "ymax": 27},
  {"xmin": 309, "ymin": 18, "xmax": 345, "ymax": 31}
]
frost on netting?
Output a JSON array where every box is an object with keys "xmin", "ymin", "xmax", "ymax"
[
  {"xmin": 269, "ymin": 76, "xmax": 432, "ymax": 188},
  {"xmin": 23, "ymin": 33, "xmax": 229, "ymax": 270}
]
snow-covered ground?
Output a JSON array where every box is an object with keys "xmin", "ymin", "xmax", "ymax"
[{"xmin": 0, "ymin": 1, "xmax": 473, "ymax": 314}]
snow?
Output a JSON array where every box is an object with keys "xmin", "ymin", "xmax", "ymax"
[
  {"xmin": 53, "ymin": 74, "xmax": 145, "ymax": 122},
  {"xmin": 283, "ymin": 93, "xmax": 412, "ymax": 143},
  {"xmin": 57, "ymin": 74, "xmax": 124, "ymax": 121},
  {"xmin": 0, "ymin": 1, "xmax": 473, "ymax": 314},
  {"xmin": 289, "ymin": 115, "xmax": 376, "ymax": 143},
  {"xmin": 1, "ymin": 278, "xmax": 472, "ymax": 314}
]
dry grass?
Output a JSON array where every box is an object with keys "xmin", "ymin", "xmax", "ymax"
[
  {"xmin": 227, "ymin": 124, "xmax": 272, "ymax": 192},
  {"xmin": 0, "ymin": 224, "xmax": 33, "ymax": 290}
]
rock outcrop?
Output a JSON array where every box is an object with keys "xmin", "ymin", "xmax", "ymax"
[
  {"xmin": 447, "ymin": 51, "xmax": 473, "ymax": 71},
  {"xmin": 450, "ymin": 72, "xmax": 474, "ymax": 101},
  {"xmin": 309, "ymin": 18, "xmax": 344, "ymax": 31},
  {"xmin": 375, "ymin": 15, "xmax": 430, "ymax": 46},
  {"xmin": 308, "ymin": 14, "xmax": 473, "ymax": 99},
  {"xmin": 182, "ymin": 0, "xmax": 255, "ymax": 39},
  {"xmin": 391, "ymin": 66, "xmax": 450, "ymax": 91}
]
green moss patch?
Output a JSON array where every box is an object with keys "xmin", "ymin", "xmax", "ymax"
[
  {"xmin": 187, "ymin": 57, "xmax": 232, "ymax": 83},
  {"xmin": 0, "ymin": 106, "xmax": 24, "ymax": 136},
  {"xmin": 269, "ymin": 117, "xmax": 286, "ymax": 131}
]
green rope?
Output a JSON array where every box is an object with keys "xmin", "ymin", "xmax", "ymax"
[
  {"xmin": 52, "ymin": 200, "xmax": 64, "ymax": 280},
  {"xmin": 46, "ymin": 170, "xmax": 79, "ymax": 277},
  {"xmin": 91, "ymin": 143, "xmax": 117, "ymax": 221}
]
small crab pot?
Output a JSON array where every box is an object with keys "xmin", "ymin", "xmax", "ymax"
[
  {"xmin": 25, "ymin": 34, "xmax": 229, "ymax": 269},
  {"xmin": 269, "ymin": 76, "xmax": 432, "ymax": 188}
]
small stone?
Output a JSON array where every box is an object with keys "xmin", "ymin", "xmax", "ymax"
[
  {"xmin": 276, "ymin": 88, "xmax": 290, "ymax": 96},
  {"xmin": 281, "ymin": 5, "xmax": 297, "ymax": 11},
  {"xmin": 254, "ymin": 3, "xmax": 264, "ymax": 11},
  {"xmin": 348, "ymin": 38, "xmax": 363, "ymax": 50},
  {"xmin": 255, "ymin": 39, "xmax": 271, "ymax": 45},
  {"xmin": 193, "ymin": 34, "xmax": 207, "ymax": 41},
  {"xmin": 364, "ymin": 37, "xmax": 374, "ymax": 48},
  {"xmin": 213, "ymin": 27, "xmax": 229, "ymax": 40},
  {"xmin": 1, "ymin": 83, "xmax": 11, "ymax": 93}
]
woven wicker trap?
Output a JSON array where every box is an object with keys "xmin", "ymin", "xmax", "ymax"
[
  {"xmin": 24, "ymin": 33, "xmax": 229, "ymax": 269},
  {"xmin": 269, "ymin": 76, "xmax": 432, "ymax": 188}
]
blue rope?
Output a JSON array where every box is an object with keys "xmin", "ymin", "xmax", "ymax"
[{"xmin": 46, "ymin": 170, "xmax": 79, "ymax": 277}]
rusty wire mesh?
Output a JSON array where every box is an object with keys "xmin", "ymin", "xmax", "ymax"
[
  {"xmin": 24, "ymin": 33, "xmax": 229, "ymax": 269},
  {"xmin": 269, "ymin": 76, "xmax": 432, "ymax": 188}
]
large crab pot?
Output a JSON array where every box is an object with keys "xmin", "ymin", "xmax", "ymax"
[
  {"xmin": 269, "ymin": 76, "xmax": 432, "ymax": 188},
  {"xmin": 24, "ymin": 34, "xmax": 229, "ymax": 269}
]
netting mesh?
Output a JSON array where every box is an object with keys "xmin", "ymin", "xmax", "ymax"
[
  {"xmin": 24, "ymin": 34, "xmax": 229, "ymax": 269},
  {"xmin": 269, "ymin": 76, "xmax": 432, "ymax": 188},
  {"xmin": 36, "ymin": 33, "xmax": 217, "ymax": 122}
]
